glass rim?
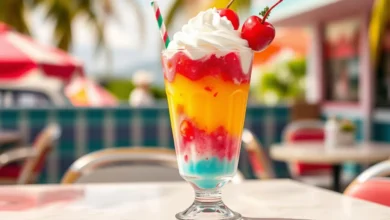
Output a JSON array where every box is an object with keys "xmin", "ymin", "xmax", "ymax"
[{"xmin": 161, "ymin": 47, "xmax": 253, "ymax": 53}]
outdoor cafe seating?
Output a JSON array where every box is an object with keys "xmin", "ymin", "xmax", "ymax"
[
  {"xmin": 344, "ymin": 159, "xmax": 390, "ymax": 206},
  {"xmin": 0, "ymin": 123, "xmax": 60, "ymax": 184},
  {"xmin": 282, "ymin": 119, "xmax": 352, "ymax": 189},
  {"xmin": 60, "ymin": 129, "xmax": 268, "ymax": 184},
  {"xmin": 1, "ymin": 0, "xmax": 390, "ymax": 219},
  {"xmin": 61, "ymin": 147, "xmax": 182, "ymax": 184}
]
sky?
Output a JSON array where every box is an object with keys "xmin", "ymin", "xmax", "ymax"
[
  {"xmin": 29, "ymin": 0, "xmax": 173, "ymax": 84},
  {"xmin": 28, "ymin": 0, "xmax": 292, "ymax": 84}
]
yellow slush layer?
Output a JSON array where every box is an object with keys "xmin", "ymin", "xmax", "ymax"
[{"xmin": 165, "ymin": 74, "xmax": 250, "ymax": 137}]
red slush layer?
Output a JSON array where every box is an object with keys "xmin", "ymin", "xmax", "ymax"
[
  {"xmin": 163, "ymin": 52, "xmax": 251, "ymax": 83},
  {"xmin": 178, "ymin": 118, "xmax": 240, "ymax": 162}
]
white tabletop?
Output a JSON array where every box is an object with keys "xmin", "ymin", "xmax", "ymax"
[
  {"xmin": 0, "ymin": 180, "xmax": 389, "ymax": 220},
  {"xmin": 270, "ymin": 142, "xmax": 390, "ymax": 164}
]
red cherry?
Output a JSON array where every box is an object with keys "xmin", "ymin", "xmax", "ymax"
[
  {"xmin": 218, "ymin": 9, "xmax": 239, "ymax": 30},
  {"xmin": 241, "ymin": 0, "xmax": 283, "ymax": 51},
  {"xmin": 241, "ymin": 16, "xmax": 275, "ymax": 51}
]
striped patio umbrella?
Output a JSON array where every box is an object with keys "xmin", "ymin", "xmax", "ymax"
[{"xmin": 0, "ymin": 23, "xmax": 83, "ymax": 82}]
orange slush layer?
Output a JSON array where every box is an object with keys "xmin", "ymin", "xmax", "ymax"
[{"xmin": 165, "ymin": 74, "xmax": 250, "ymax": 137}]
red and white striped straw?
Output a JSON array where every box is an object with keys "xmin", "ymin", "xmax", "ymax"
[{"xmin": 151, "ymin": 1, "xmax": 171, "ymax": 49}]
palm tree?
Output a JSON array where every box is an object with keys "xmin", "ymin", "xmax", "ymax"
[{"xmin": 0, "ymin": 0, "xmax": 144, "ymax": 52}]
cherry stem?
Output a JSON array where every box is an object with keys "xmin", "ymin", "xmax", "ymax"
[
  {"xmin": 262, "ymin": 0, "xmax": 283, "ymax": 24},
  {"xmin": 226, "ymin": 0, "xmax": 235, "ymax": 9}
]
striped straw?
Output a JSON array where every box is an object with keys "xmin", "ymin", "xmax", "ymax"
[{"xmin": 151, "ymin": 1, "xmax": 171, "ymax": 48}]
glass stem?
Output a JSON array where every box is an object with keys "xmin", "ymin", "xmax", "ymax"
[{"xmin": 195, "ymin": 188, "xmax": 222, "ymax": 203}]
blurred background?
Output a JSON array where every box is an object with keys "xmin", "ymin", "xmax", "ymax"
[{"xmin": 0, "ymin": 0, "xmax": 388, "ymax": 189}]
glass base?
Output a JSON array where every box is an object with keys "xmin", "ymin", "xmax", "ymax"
[{"xmin": 176, "ymin": 188, "xmax": 242, "ymax": 220}]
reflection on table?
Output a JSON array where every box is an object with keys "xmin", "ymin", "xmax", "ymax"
[{"xmin": 0, "ymin": 180, "xmax": 390, "ymax": 220}]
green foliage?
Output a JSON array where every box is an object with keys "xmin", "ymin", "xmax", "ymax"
[
  {"xmin": 339, "ymin": 120, "xmax": 356, "ymax": 132},
  {"xmin": 103, "ymin": 79, "xmax": 135, "ymax": 101},
  {"xmin": 150, "ymin": 86, "xmax": 167, "ymax": 99},
  {"xmin": 102, "ymin": 79, "xmax": 166, "ymax": 101},
  {"xmin": 288, "ymin": 58, "xmax": 306, "ymax": 78},
  {"xmin": 254, "ymin": 57, "xmax": 307, "ymax": 105}
]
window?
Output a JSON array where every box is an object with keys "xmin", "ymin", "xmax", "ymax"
[{"xmin": 324, "ymin": 18, "xmax": 361, "ymax": 103}]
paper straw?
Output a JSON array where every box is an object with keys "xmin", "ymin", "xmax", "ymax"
[{"xmin": 151, "ymin": 1, "xmax": 171, "ymax": 48}]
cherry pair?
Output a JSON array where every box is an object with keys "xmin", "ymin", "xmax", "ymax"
[{"xmin": 218, "ymin": 0, "xmax": 283, "ymax": 51}]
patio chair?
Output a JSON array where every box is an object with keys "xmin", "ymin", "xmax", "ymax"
[
  {"xmin": 242, "ymin": 129, "xmax": 275, "ymax": 179},
  {"xmin": 344, "ymin": 160, "xmax": 390, "ymax": 206},
  {"xmin": 282, "ymin": 120, "xmax": 348, "ymax": 188},
  {"xmin": 0, "ymin": 123, "xmax": 60, "ymax": 184},
  {"xmin": 61, "ymin": 147, "xmax": 245, "ymax": 184},
  {"xmin": 283, "ymin": 119, "xmax": 331, "ymax": 177}
]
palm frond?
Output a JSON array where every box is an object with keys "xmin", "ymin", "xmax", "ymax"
[
  {"xmin": 166, "ymin": 0, "xmax": 185, "ymax": 28},
  {"xmin": 42, "ymin": 0, "xmax": 73, "ymax": 50},
  {"xmin": 52, "ymin": 12, "xmax": 73, "ymax": 50},
  {"xmin": 166, "ymin": 0, "xmax": 251, "ymax": 29},
  {"xmin": 29, "ymin": 0, "xmax": 47, "ymax": 7},
  {"xmin": 73, "ymin": 0, "xmax": 106, "ymax": 51},
  {"xmin": 74, "ymin": 0, "xmax": 98, "ymax": 19},
  {"xmin": 0, "ymin": 0, "xmax": 30, "ymax": 34}
]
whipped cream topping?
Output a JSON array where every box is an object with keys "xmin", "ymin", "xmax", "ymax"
[{"xmin": 166, "ymin": 8, "xmax": 252, "ymax": 74}]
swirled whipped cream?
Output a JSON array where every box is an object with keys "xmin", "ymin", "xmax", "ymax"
[{"xmin": 166, "ymin": 8, "xmax": 252, "ymax": 74}]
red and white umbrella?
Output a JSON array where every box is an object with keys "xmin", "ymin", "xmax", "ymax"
[{"xmin": 0, "ymin": 23, "xmax": 83, "ymax": 82}]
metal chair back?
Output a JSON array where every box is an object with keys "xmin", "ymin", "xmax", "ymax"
[{"xmin": 242, "ymin": 129, "xmax": 275, "ymax": 179}]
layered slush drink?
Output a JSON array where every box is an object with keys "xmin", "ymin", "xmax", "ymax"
[
  {"xmin": 157, "ymin": 0, "xmax": 284, "ymax": 216},
  {"xmin": 162, "ymin": 9, "xmax": 253, "ymax": 190}
]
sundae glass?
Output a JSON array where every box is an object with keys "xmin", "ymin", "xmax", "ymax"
[
  {"xmin": 162, "ymin": 8, "xmax": 252, "ymax": 220},
  {"xmin": 159, "ymin": 0, "xmax": 282, "ymax": 217}
]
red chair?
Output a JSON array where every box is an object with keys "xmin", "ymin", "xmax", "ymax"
[
  {"xmin": 344, "ymin": 160, "xmax": 390, "ymax": 207},
  {"xmin": 345, "ymin": 178, "xmax": 390, "ymax": 206},
  {"xmin": 0, "ymin": 123, "xmax": 60, "ymax": 184},
  {"xmin": 283, "ymin": 120, "xmax": 331, "ymax": 176}
]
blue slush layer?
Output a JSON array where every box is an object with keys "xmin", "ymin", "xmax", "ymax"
[{"xmin": 181, "ymin": 157, "xmax": 236, "ymax": 189}]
